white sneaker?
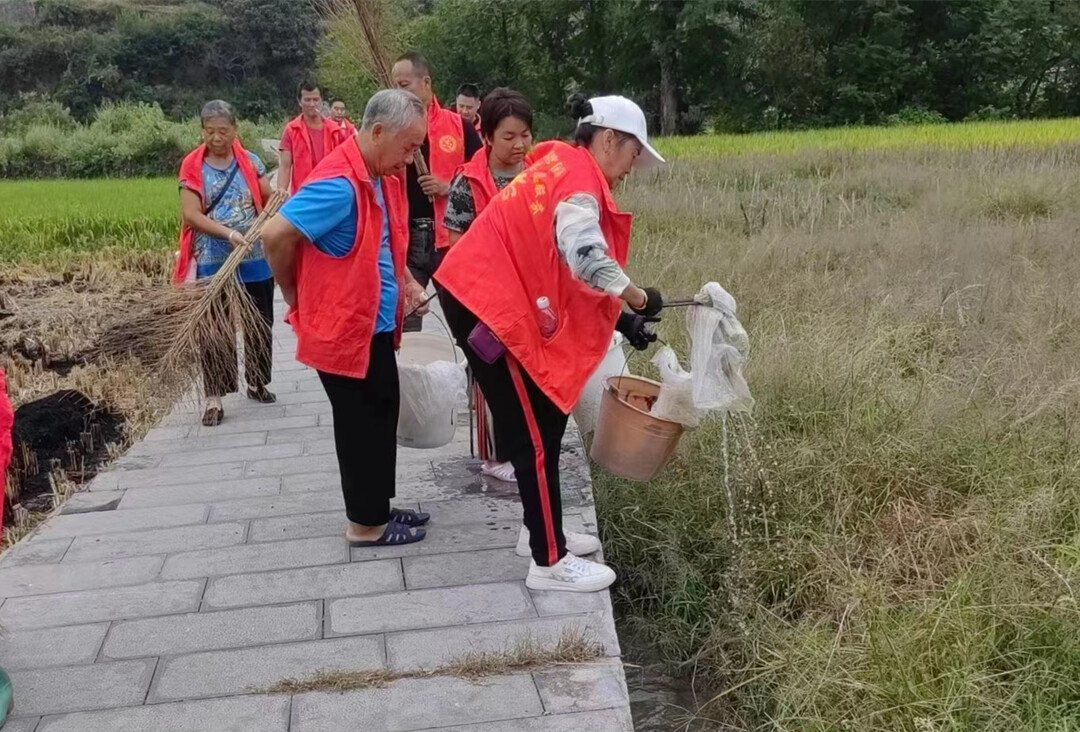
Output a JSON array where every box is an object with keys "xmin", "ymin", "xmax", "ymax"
[
  {"xmin": 516, "ymin": 525, "xmax": 601, "ymax": 557},
  {"xmin": 481, "ymin": 461, "xmax": 517, "ymax": 483},
  {"xmin": 526, "ymin": 552, "xmax": 616, "ymax": 593}
]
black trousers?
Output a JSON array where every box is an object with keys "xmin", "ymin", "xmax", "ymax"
[
  {"xmin": 318, "ymin": 333, "xmax": 399, "ymax": 527},
  {"xmin": 202, "ymin": 277, "xmax": 274, "ymax": 398},
  {"xmin": 403, "ymin": 219, "xmax": 443, "ymax": 333},
  {"xmin": 441, "ymin": 291, "xmax": 569, "ymax": 567}
]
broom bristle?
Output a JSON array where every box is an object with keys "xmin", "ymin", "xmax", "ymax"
[{"xmin": 95, "ymin": 191, "xmax": 287, "ymax": 399}]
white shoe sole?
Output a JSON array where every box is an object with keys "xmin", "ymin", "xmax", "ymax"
[
  {"xmin": 525, "ymin": 569, "xmax": 615, "ymax": 593},
  {"xmin": 516, "ymin": 528, "xmax": 601, "ymax": 557}
]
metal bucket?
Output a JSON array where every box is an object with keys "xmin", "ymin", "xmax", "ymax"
[{"xmin": 590, "ymin": 375, "xmax": 685, "ymax": 481}]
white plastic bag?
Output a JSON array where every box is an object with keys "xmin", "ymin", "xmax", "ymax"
[
  {"xmin": 397, "ymin": 359, "xmax": 468, "ymax": 448},
  {"xmin": 573, "ymin": 333, "xmax": 629, "ymax": 434},
  {"xmin": 685, "ymin": 282, "xmax": 754, "ymax": 414},
  {"xmin": 650, "ymin": 347, "xmax": 703, "ymax": 428}
]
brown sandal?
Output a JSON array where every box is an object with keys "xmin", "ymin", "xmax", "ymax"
[{"xmin": 201, "ymin": 406, "xmax": 223, "ymax": 426}]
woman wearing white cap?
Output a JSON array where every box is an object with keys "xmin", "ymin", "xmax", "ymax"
[{"xmin": 434, "ymin": 93, "xmax": 665, "ymax": 592}]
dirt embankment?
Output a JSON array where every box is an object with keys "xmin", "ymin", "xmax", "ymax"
[{"xmin": 1, "ymin": 253, "xmax": 174, "ymax": 542}]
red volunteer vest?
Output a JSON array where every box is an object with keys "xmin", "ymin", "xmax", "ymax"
[
  {"xmin": 173, "ymin": 139, "xmax": 264, "ymax": 284},
  {"xmin": 435, "ymin": 141, "xmax": 632, "ymax": 413},
  {"xmin": 282, "ymin": 115, "xmax": 348, "ymax": 193},
  {"xmin": 287, "ymin": 138, "xmax": 409, "ymax": 379},
  {"xmin": 426, "ymin": 99, "xmax": 466, "ymax": 250},
  {"xmin": 457, "ymin": 146, "xmax": 499, "ymax": 220}
]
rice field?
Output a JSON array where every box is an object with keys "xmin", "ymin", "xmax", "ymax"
[
  {"xmin": 0, "ymin": 178, "xmax": 177, "ymax": 262},
  {"xmin": 657, "ymin": 117, "xmax": 1080, "ymax": 158}
]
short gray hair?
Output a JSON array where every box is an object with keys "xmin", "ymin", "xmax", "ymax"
[
  {"xmin": 361, "ymin": 89, "xmax": 424, "ymax": 132},
  {"xmin": 201, "ymin": 100, "xmax": 237, "ymax": 127}
]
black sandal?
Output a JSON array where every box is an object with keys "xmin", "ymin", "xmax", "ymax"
[
  {"xmin": 201, "ymin": 406, "xmax": 223, "ymax": 426},
  {"xmin": 389, "ymin": 506, "xmax": 431, "ymax": 527},
  {"xmin": 247, "ymin": 387, "xmax": 277, "ymax": 404},
  {"xmin": 348, "ymin": 520, "xmax": 426, "ymax": 547}
]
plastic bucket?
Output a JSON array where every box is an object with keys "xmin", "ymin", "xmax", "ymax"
[
  {"xmin": 572, "ymin": 333, "xmax": 628, "ymax": 435},
  {"xmin": 590, "ymin": 375, "xmax": 685, "ymax": 481},
  {"xmin": 397, "ymin": 332, "xmax": 463, "ymax": 449}
]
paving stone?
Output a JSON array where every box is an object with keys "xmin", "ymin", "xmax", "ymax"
[
  {"xmin": 9, "ymin": 659, "xmax": 155, "ymax": 716},
  {"xmin": 209, "ymin": 492, "xmax": 344, "ymax": 522},
  {"xmin": 349, "ymin": 520, "xmax": 520, "ymax": 561},
  {"xmin": 386, "ymin": 614, "xmax": 617, "ymax": 670},
  {"xmin": 102, "ymin": 602, "xmax": 320, "ymax": 658},
  {"xmin": 0, "ymin": 718, "xmax": 41, "ymax": 732},
  {"xmin": 533, "ymin": 660, "xmax": 630, "ymax": 714},
  {"xmin": 114, "ymin": 462, "xmax": 245, "ymax": 489},
  {"xmin": 110, "ymin": 453, "xmax": 162, "ymax": 470},
  {"xmin": 426, "ymin": 709, "xmax": 634, "ymax": 732},
  {"xmin": 0, "ymin": 580, "xmax": 205, "ymax": 630},
  {"xmin": 35, "ymin": 695, "xmax": 291, "ymax": 732},
  {"xmin": 264, "ymin": 426, "xmax": 333, "ymax": 445},
  {"xmin": 151, "ymin": 636, "xmax": 385, "ymax": 702},
  {"xmin": 284, "ymin": 402, "xmax": 333, "ymax": 418},
  {"xmin": 291, "ymin": 673, "xmax": 543, "ymax": 732},
  {"xmin": 158, "ymin": 442, "xmax": 303, "ymax": 469},
  {"xmin": 34, "ymin": 503, "xmax": 208, "ymax": 539},
  {"xmin": 203, "ymin": 559, "xmax": 402, "ymax": 609},
  {"xmin": 530, "ymin": 587, "xmax": 615, "ymax": 617},
  {"xmin": 59, "ymin": 490, "xmax": 125, "ymax": 514},
  {"xmin": 247, "ymin": 509, "xmax": 341, "ymax": 542},
  {"xmin": 161, "ymin": 535, "xmax": 347, "ymax": 580},
  {"xmin": 117, "ymin": 477, "xmax": 281, "ymax": 510},
  {"xmin": 0, "ymin": 537, "xmax": 72, "ymax": 567},
  {"xmin": 194, "ymin": 414, "xmax": 317, "ymax": 437},
  {"xmin": 0, "ymin": 555, "xmax": 162, "ymax": 598},
  {"xmin": 402, "ymin": 548, "xmax": 529, "ymax": 589},
  {"xmin": 279, "ymin": 471, "xmax": 341, "ymax": 494},
  {"xmin": 0, "ymin": 622, "xmax": 109, "ymax": 669},
  {"xmin": 141, "ymin": 425, "xmax": 192, "ymax": 442},
  {"xmin": 244, "ymin": 454, "xmax": 339, "ymax": 478},
  {"xmin": 328, "ymin": 581, "xmax": 533, "ymax": 636},
  {"xmin": 64, "ymin": 522, "xmax": 247, "ymax": 563},
  {"xmin": 126, "ymin": 432, "xmax": 267, "ymax": 458},
  {"xmin": 263, "ymin": 390, "xmax": 330, "ymax": 406}
]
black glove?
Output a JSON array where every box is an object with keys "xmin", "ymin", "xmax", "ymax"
[
  {"xmin": 631, "ymin": 287, "xmax": 664, "ymax": 318},
  {"xmin": 616, "ymin": 312, "xmax": 660, "ymax": 351}
]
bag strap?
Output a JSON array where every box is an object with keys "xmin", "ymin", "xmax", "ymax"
[{"xmin": 204, "ymin": 160, "xmax": 241, "ymax": 216}]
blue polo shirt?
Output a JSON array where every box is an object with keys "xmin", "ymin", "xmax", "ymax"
[{"xmin": 280, "ymin": 177, "xmax": 398, "ymax": 334}]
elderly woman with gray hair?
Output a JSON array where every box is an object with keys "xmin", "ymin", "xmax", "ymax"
[
  {"xmin": 177, "ymin": 100, "xmax": 277, "ymax": 426},
  {"xmin": 262, "ymin": 89, "xmax": 432, "ymax": 547}
]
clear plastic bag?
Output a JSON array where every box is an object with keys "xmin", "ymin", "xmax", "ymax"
[
  {"xmin": 397, "ymin": 359, "xmax": 468, "ymax": 448},
  {"xmin": 651, "ymin": 346, "xmax": 703, "ymax": 428},
  {"xmin": 686, "ymin": 282, "xmax": 753, "ymax": 414}
]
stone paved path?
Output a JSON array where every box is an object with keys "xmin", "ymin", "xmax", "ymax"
[{"xmin": 0, "ymin": 295, "xmax": 633, "ymax": 731}]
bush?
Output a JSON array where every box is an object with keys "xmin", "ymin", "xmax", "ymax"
[
  {"xmin": 0, "ymin": 101, "xmax": 281, "ymax": 178},
  {"xmin": 885, "ymin": 106, "xmax": 948, "ymax": 126},
  {"xmin": 0, "ymin": 97, "xmax": 77, "ymax": 134}
]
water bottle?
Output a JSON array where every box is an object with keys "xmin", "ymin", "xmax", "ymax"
[{"xmin": 537, "ymin": 296, "xmax": 558, "ymax": 338}]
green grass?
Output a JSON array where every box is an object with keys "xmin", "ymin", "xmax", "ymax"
[
  {"xmin": 657, "ymin": 118, "xmax": 1080, "ymax": 158},
  {"xmin": 598, "ymin": 141, "xmax": 1080, "ymax": 730},
  {"xmin": 0, "ymin": 178, "xmax": 177, "ymax": 262}
]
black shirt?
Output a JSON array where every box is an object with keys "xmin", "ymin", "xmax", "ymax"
[{"xmin": 406, "ymin": 117, "xmax": 483, "ymax": 221}]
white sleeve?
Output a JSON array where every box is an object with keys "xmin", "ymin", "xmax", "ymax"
[{"xmin": 553, "ymin": 193, "xmax": 631, "ymax": 296}]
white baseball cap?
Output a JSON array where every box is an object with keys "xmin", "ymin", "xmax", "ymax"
[{"xmin": 577, "ymin": 95, "xmax": 666, "ymax": 167}]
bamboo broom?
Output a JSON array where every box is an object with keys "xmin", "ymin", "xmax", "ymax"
[{"xmin": 95, "ymin": 191, "xmax": 287, "ymax": 397}]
